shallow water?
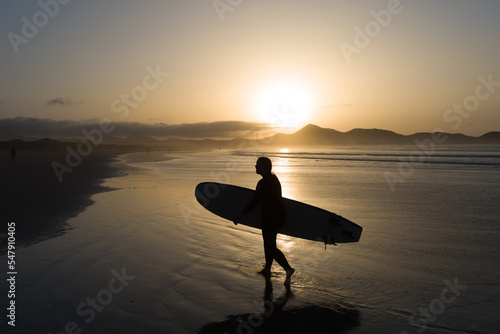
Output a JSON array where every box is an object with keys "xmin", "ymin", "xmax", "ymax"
[{"xmin": 4, "ymin": 145, "xmax": 500, "ymax": 333}]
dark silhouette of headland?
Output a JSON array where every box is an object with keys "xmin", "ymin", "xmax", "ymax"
[{"xmin": 2, "ymin": 124, "xmax": 499, "ymax": 152}]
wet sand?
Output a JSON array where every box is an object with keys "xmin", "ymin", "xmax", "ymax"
[
  {"xmin": 1, "ymin": 148, "xmax": 498, "ymax": 333},
  {"xmin": 0, "ymin": 148, "xmax": 173, "ymax": 251}
]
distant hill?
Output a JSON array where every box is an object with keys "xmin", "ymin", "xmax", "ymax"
[
  {"xmin": 268, "ymin": 124, "xmax": 343, "ymax": 146},
  {"xmin": 263, "ymin": 124, "xmax": 500, "ymax": 147},
  {"xmin": 124, "ymin": 133, "xmax": 160, "ymax": 144},
  {"xmin": 270, "ymin": 124, "xmax": 414, "ymax": 146},
  {"xmin": 479, "ymin": 131, "xmax": 500, "ymax": 143},
  {"xmin": 0, "ymin": 129, "xmax": 33, "ymax": 141},
  {"xmin": 1, "ymin": 138, "xmax": 65, "ymax": 150},
  {"xmin": 2, "ymin": 124, "xmax": 500, "ymax": 151},
  {"xmin": 343, "ymin": 128, "xmax": 404, "ymax": 145}
]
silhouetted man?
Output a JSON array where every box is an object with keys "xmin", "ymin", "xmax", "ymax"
[{"xmin": 234, "ymin": 157, "xmax": 295, "ymax": 284}]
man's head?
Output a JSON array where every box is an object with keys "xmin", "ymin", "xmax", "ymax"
[{"xmin": 255, "ymin": 157, "xmax": 272, "ymax": 175}]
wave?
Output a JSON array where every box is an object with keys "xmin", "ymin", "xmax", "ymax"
[{"xmin": 232, "ymin": 148, "xmax": 500, "ymax": 167}]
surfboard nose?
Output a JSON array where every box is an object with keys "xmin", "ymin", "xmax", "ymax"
[
  {"xmin": 194, "ymin": 182, "xmax": 212, "ymax": 208},
  {"xmin": 195, "ymin": 182, "xmax": 231, "ymax": 208}
]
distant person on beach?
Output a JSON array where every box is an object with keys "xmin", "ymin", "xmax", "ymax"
[
  {"xmin": 234, "ymin": 157, "xmax": 295, "ymax": 284},
  {"xmin": 10, "ymin": 146, "xmax": 16, "ymax": 162}
]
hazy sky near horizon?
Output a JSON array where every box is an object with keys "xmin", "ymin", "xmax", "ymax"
[{"xmin": 1, "ymin": 0, "xmax": 500, "ymax": 137}]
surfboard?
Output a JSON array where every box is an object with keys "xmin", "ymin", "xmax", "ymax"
[{"xmin": 195, "ymin": 182, "xmax": 362, "ymax": 245}]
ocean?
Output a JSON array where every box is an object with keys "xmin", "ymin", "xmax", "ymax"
[{"xmin": 6, "ymin": 144, "xmax": 500, "ymax": 333}]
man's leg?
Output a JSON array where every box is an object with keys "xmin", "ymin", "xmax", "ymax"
[
  {"xmin": 262, "ymin": 227, "xmax": 275, "ymax": 270},
  {"xmin": 263, "ymin": 227, "xmax": 291, "ymax": 271}
]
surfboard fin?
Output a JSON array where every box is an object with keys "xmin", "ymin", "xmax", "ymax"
[{"xmin": 323, "ymin": 234, "xmax": 337, "ymax": 249}]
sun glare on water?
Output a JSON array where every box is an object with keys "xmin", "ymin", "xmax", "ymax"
[{"xmin": 254, "ymin": 81, "xmax": 314, "ymax": 129}]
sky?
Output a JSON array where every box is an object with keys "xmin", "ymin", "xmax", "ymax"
[{"xmin": 1, "ymin": 0, "xmax": 500, "ymax": 138}]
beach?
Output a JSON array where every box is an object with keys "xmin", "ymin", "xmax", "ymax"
[
  {"xmin": 1, "ymin": 148, "xmax": 121, "ymax": 249},
  {"xmin": 1, "ymin": 148, "xmax": 173, "ymax": 250},
  {"xmin": 1, "ymin": 146, "xmax": 499, "ymax": 333}
]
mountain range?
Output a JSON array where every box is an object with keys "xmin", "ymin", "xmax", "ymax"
[
  {"xmin": 266, "ymin": 124, "xmax": 500, "ymax": 146},
  {"xmin": 2, "ymin": 124, "xmax": 500, "ymax": 150}
]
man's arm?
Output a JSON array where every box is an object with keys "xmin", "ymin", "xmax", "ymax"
[{"xmin": 233, "ymin": 182, "xmax": 262, "ymax": 225}]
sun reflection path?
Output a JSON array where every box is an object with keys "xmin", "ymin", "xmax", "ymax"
[
  {"xmin": 277, "ymin": 234, "xmax": 295, "ymax": 253},
  {"xmin": 272, "ymin": 154, "xmax": 301, "ymax": 200}
]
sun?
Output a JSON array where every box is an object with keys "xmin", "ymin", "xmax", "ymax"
[{"xmin": 254, "ymin": 81, "xmax": 314, "ymax": 129}]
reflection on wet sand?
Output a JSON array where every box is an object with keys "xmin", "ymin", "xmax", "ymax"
[{"xmin": 197, "ymin": 278, "xmax": 361, "ymax": 334}]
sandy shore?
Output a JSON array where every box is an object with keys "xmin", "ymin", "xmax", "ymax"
[
  {"xmin": 0, "ymin": 148, "xmax": 161, "ymax": 250},
  {"xmin": 1, "ymin": 148, "xmax": 498, "ymax": 333},
  {"xmin": 0, "ymin": 148, "xmax": 121, "ymax": 251},
  {"xmin": 0, "ymin": 148, "xmax": 177, "ymax": 251}
]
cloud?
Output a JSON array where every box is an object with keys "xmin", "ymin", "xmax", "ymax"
[
  {"xmin": 46, "ymin": 97, "xmax": 83, "ymax": 107},
  {"xmin": 0, "ymin": 117, "xmax": 272, "ymax": 139},
  {"xmin": 143, "ymin": 121, "xmax": 269, "ymax": 138}
]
